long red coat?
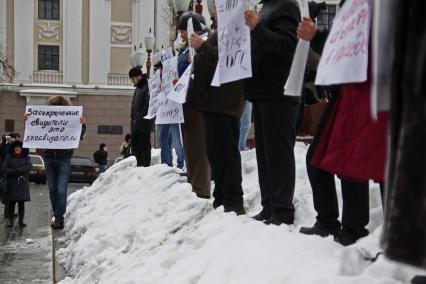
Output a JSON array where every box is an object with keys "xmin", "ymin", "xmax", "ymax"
[{"xmin": 310, "ymin": 79, "xmax": 389, "ymax": 182}]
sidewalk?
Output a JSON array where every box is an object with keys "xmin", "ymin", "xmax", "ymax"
[{"xmin": 0, "ymin": 184, "xmax": 53, "ymax": 283}]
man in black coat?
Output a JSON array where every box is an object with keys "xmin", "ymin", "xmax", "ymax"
[
  {"xmin": 129, "ymin": 66, "xmax": 153, "ymax": 167},
  {"xmin": 93, "ymin": 143, "xmax": 108, "ymax": 173},
  {"xmin": 244, "ymin": 0, "xmax": 301, "ymax": 225}
]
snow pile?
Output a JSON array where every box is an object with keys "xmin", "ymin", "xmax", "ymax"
[{"xmin": 58, "ymin": 144, "xmax": 421, "ymax": 284}]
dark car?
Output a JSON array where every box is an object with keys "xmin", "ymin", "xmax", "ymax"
[
  {"xmin": 29, "ymin": 154, "xmax": 46, "ymax": 184},
  {"xmin": 69, "ymin": 156, "xmax": 99, "ymax": 183}
]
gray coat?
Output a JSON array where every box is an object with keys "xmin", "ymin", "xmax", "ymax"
[{"xmin": 3, "ymin": 155, "xmax": 32, "ymax": 202}]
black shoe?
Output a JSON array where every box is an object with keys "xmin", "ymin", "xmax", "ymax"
[
  {"xmin": 52, "ymin": 220, "xmax": 64, "ymax": 230},
  {"xmin": 224, "ymin": 204, "xmax": 246, "ymax": 215},
  {"xmin": 196, "ymin": 194, "xmax": 210, "ymax": 199},
  {"xmin": 19, "ymin": 222, "xmax": 27, "ymax": 227},
  {"xmin": 264, "ymin": 214, "xmax": 293, "ymax": 226},
  {"xmin": 213, "ymin": 199, "xmax": 222, "ymax": 209},
  {"xmin": 252, "ymin": 209, "xmax": 271, "ymax": 222},
  {"xmin": 334, "ymin": 230, "xmax": 367, "ymax": 246},
  {"xmin": 411, "ymin": 276, "xmax": 426, "ymax": 284},
  {"xmin": 300, "ymin": 224, "xmax": 340, "ymax": 237}
]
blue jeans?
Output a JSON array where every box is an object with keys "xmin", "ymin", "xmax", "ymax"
[
  {"xmin": 239, "ymin": 101, "xmax": 252, "ymax": 151},
  {"xmin": 44, "ymin": 157, "xmax": 71, "ymax": 222},
  {"xmin": 99, "ymin": 165, "xmax": 107, "ymax": 173},
  {"xmin": 158, "ymin": 124, "xmax": 185, "ymax": 169}
]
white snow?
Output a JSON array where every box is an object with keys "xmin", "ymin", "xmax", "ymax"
[{"xmin": 57, "ymin": 144, "xmax": 423, "ymax": 284}]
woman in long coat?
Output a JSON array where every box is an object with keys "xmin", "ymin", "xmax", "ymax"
[{"xmin": 3, "ymin": 141, "xmax": 32, "ymax": 227}]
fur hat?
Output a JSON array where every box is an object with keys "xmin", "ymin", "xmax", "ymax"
[
  {"xmin": 47, "ymin": 95, "xmax": 71, "ymax": 106},
  {"xmin": 8, "ymin": 140, "xmax": 29, "ymax": 157}
]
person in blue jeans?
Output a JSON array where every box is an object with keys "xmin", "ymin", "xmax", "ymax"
[
  {"xmin": 32, "ymin": 96, "xmax": 86, "ymax": 229},
  {"xmin": 158, "ymin": 124, "xmax": 185, "ymax": 169},
  {"xmin": 239, "ymin": 101, "xmax": 252, "ymax": 151}
]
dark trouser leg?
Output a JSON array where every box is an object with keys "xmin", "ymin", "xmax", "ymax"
[
  {"xmin": 379, "ymin": 182, "xmax": 385, "ymax": 209},
  {"xmin": 204, "ymin": 113, "xmax": 244, "ymax": 207},
  {"xmin": 8, "ymin": 201, "xmax": 16, "ymax": 221},
  {"xmin": 255, "ymin": 99, "xmax": 299, "ymax": 222},
  {"xmin": 341, "ymin": 179, "xmax": 369, "ymax": 238},
  {"xmin": 132, "ymin": 133, "xmax": 151, "ymax": 167},
  {"xmin": 18, "ymin": 202, "xmax": 25, "ymax": 223},
  {"xmin": 44, "ymin": 157, "xmax": 59, "ymax": 219}
]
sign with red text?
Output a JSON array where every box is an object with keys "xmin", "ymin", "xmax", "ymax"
[
  {"xmin": 23, "ymin": 105, "xmax": 83, "ymax": 149},
  {"xmin": 315, "ymin": 0, "xmax": 372, "ymax": 85}
]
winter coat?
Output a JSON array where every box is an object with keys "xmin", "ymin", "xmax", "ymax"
[
  {"xmin": 44, "ymin": 124, "xmax": 86, "ymax": 158},
  {"xmin": 131, "ymin": 76, "xmax": 154, "ymax": 134},
  {"xmin": 244, "ymin": 0, "xmax": 300, "ymax": 102},
  {"xmin": 93, "ymin": 149, "xmax": 108, "ymax": 165},
  {"xmin": 2, "ymin": 142, "xmax": 32, "ymax": 202},
  {"xmin": 381, "ymin": 0, "xmax": 426, "ymax": 269},
  {"xmin": 310, "ymin": 77, "xmax": 388, "ymax": 183},
  {"xmin": 193, "ymin": 31, "xmax": 245, "ymax": 118}
]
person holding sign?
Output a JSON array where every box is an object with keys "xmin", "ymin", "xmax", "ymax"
[
  {"xmin": 27, "ymin": 95, "xmax": 86, "ymax": 230},
  {"xmin": 190, "ymin": 17, "xmax": 246, "ymax": 215},
  {"xmin": 244, "ymin": 0, "xmax": 301, "ymax": 225},
  {"xmin": 128, "ymin": 66, "xmax": 154, "ymax": 167},
  {"xmin": 177, "ymin": 12, "xmax": 212, "ymax": 199}
]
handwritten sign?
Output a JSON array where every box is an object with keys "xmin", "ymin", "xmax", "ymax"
[
  {"xmin": 211, "ymin": 0, "xmax": 252, "ymax": 86},
  {"xmin": 145, "ymin": 70, "xmax": 162, "ymax": 119},
  {"xmin": 161, "ymin": 47, "xmax": 174, "ymax": 63},
  {"xmin": 315, "ymin": 0, "xmax": 372, "ymax": 85},
  {"xmin": 23, "ymin": 105, "xmax": 83, "ymax": 149},
  {"xmin": 155, "ymin": 92, "xmax": 184, "ymax": 124},
  {"xmin": 284, "ymin": 0, "xmax": 310, "ymax": 97},
  {"xmin": 168, "ymin": 63, "xmax": 192, "ymax": 104}
]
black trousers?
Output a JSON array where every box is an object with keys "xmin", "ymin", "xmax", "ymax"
[
  {"xmin": 203, "ymin": 112, "xmax": 244, "ymax": 207},
  {"xmin": 8, "ymin": 201, "xmax": 25, "ymax": 221},
  {"xmin": 253, "ymin": 99, "xmax": 299, "ymax": 221},
  {"xmin": 132, "ymin": 132, "xmax": 151, "ymax": 167},
  {"xmin": 306, "ymin": 94, "xmax": 369, "ymax": 237}
]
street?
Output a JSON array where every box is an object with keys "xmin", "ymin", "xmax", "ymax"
[{"xmin": 0, "ymin": 183, "xmax": 87, "ymax": 283}]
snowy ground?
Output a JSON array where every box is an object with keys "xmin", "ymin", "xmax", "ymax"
[{"xmin": 58, "ymin": 144, "xmax": 423, "ymax": 284}]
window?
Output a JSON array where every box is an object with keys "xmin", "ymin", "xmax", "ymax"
[
  {"xmin": 38, "ymin": 45, "xmax": 60, "ymax": 71},
  {"xmin": 38, "ymin": 0, "xmax": 60, "ymax": 20},
  {"xmin": 98, "ymin": 125, "xmax": 123, "ymax": 135},
  {"xmin": 317, "ymin": 5, "xmax": 337, "ymax": 31},
  {"xmin": 5, "ymin": 119, "xmax": 15, "ymax": 132}
]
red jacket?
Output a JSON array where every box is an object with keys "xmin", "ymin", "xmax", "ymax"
[{"xmin": 310, "ymin": 79, "xmax": 389, "ymax": 182}]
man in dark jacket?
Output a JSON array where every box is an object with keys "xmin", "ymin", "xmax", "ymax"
[
  {"xmin": 244, "ymin": 0, "xmax": 301, "ymax": 225},
  {"xmin": 190, "ymin": 29, "xmax": 246, "ymax": 215},
  {"xmin": 129, "ymin": 66, "xmax": 153, "ymax": 167},
  {"xmin": 93, "ymin": 143, "xmax": 108, "ymax": 173}
]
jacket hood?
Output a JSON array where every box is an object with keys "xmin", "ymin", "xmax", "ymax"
[
  {"xmin": 136, "ymin": 74, "xmax": 148, "ymax": 88},
  {"xmin": 8, "ymin": 140, "xmax": 29, "ymax": 157}
]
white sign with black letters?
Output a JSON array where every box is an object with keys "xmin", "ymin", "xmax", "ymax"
[
  {"xmin": 212, "ymin": 0, "xmax": 252, "ymax": 86},
  {"xmin": 23, "ymin": 105, "xmax": 83, "ymax": 149}
]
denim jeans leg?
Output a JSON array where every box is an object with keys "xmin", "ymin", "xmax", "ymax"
[
  {"xmin": 239, "ymin": 101, "xmax": 252, "ymax": 151},
  {"xmin": 55, "ymin": 158, "xmax": 71, "ymax": 222},
  {"xmin": 171, "ymin": 124, "xmax": 185, "ymax": 169},
  {"xmin": 158, "ymin": 124, "xmax": 172, "ymax": 167},
  {"xmin": 44, "ymin": 157, "xmax": 59, "ymax": 218}
]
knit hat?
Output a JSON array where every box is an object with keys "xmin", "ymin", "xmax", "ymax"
[{"xmin": 128, "ymin": 66, "xmax": 143, "ymax": 78}]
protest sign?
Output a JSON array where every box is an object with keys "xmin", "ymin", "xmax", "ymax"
[
  {"xmin": 167, "ymin": 63, "xmax": 192, "ymax": 104},
  {"xmin": 284, "ymin": 0, "xmax": 310, "ymax": 96},
  {"xmin": 155, "ymin": 92, "xmax": 184, "ymax": 124},
  {"xmin": 315, "ymin": 0, "xmax": 372, "ymax": 85},
  {"xmin": 187, "ymin": 17, "xmax": 195, "ymax": 64},
  {"xmin": 211, "ymin": 0, "xmax": 252, "ymax": 86},
  {"xmin": 161, "ymin": 47, "xmax": 174, "ymax": 63},
  {"xmin": 145, "ymin": 69, "xmax": 162, "ymax": 119},
  {"xmin": 23, "ymin": 105, "xmax": 83, "ymax": 149}
]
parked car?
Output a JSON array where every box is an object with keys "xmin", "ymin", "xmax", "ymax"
[
  {"xmin": 69, "ymin": 156, "xmax": 99, "ymax": 183},
  {"xmin": 29, "ymin": 154, "xmax": 46, "ymax": 184}
]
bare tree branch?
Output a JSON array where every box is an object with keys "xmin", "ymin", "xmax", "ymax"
[{"xmin": 0, "ymin": 52, "xmax": 15, "ymax": 83}]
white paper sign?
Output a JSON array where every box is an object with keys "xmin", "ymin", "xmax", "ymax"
[
  {"xmin": 23, "ymin": 105, "xmax": 83, "ymax": 149},
  {"xmin": 212, "ymin": 0, "xmax": 252, "ymax": 86},
  {"xmin": 168, "ymin": 63, "xmax": 192, "ymax": 104},
  {"xmin": 284, "ymin": 0, "xmax": 310, "ymax": 96},
  {"xmin": 187, "ymin": 17, "xmax": 195, "ymax": 64},
  {"xmin": 315, "ymin": 0, "xmax": 372, "ymax": 86},
  {"xmin": 145, "ymin": 70, "xmax": 162, "ymax": 119},
  {"xmin": 155, "ymin": 92, "xmax": 184, "ymax": 124},
  {"xmin": 161, "ymin": 47, "xmax": 174, "ymax": 63}
]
